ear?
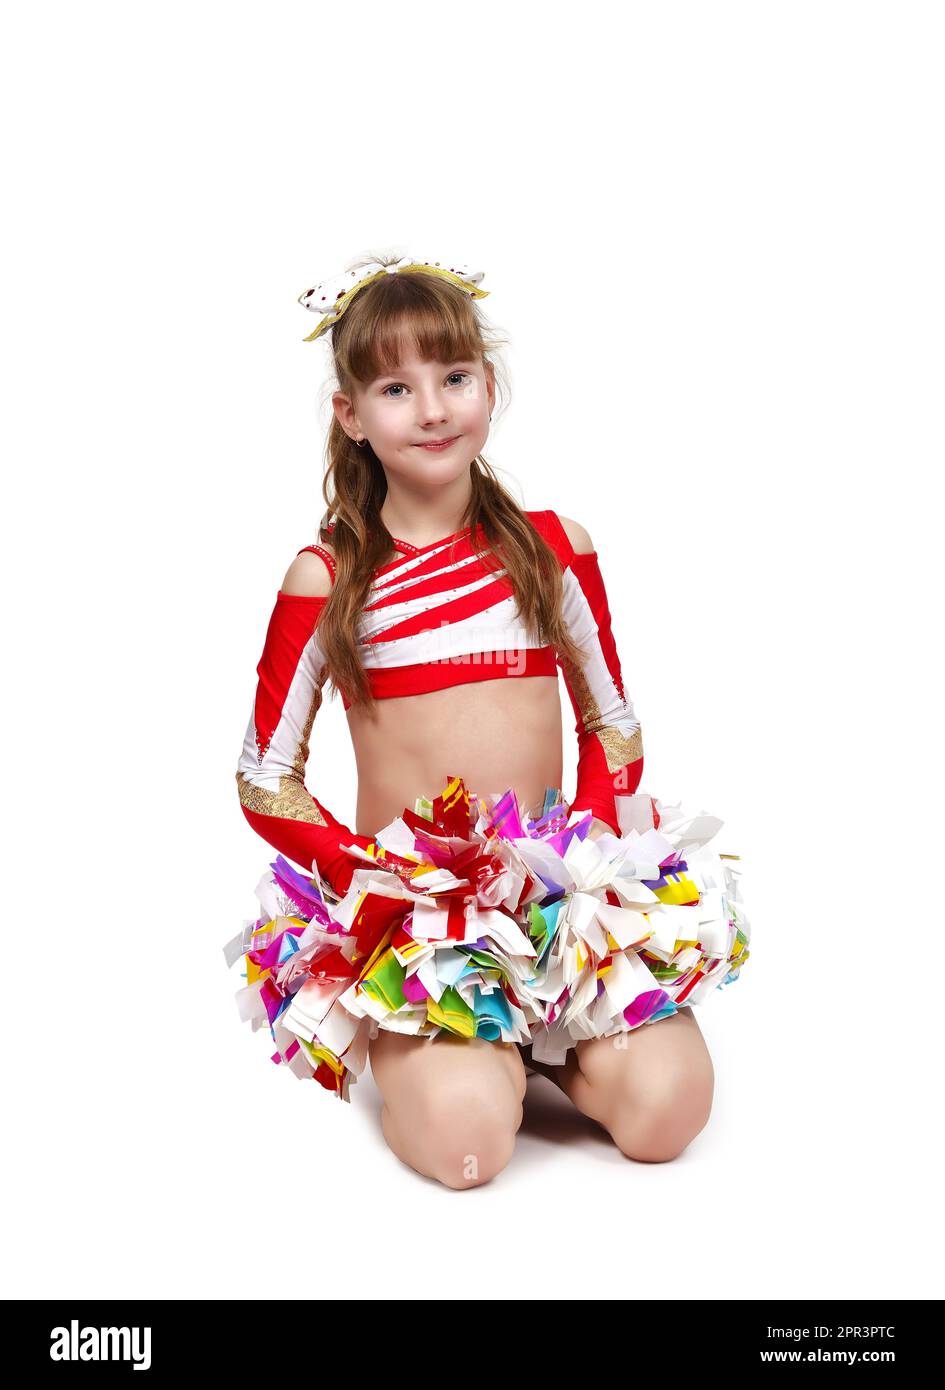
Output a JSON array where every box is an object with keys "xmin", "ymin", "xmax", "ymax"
[
  {"xmin": 331, "ymin": 389, "xmax": 358, "ymax": 436},
  {"xmin": 484, "ymin": 359, "xmax": 496, "ymax": 413}
]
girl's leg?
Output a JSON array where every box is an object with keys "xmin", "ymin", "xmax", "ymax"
[
  {"xmin": 368, "ymin": 1031, "xmax": 528, "ymax": 1190},
  {"xmin": 533, "ymin": 1008, "xmax": 715, "ymax": 1162}
]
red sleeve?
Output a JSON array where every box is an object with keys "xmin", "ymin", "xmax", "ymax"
[
  {"xmin": 536, "ymin": 510, "xmax": 644, "ymax": 834},
  {"xmin": 235, "ymin": 590, "xmax": 374, "ymax": 897}
]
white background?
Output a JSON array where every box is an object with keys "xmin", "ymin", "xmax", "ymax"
[{"xmin": 2, "ymin": 0, "xmax": 942, "ymax": 1301}]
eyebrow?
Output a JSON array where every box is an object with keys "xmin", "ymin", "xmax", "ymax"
[{"xmin": 374, "ymin": 360, "xmax": 476, "ymax": 385}]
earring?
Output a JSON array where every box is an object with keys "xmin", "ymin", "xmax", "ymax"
[{"xmin": 355, "ymin": 437, "xmax": 367, "ymax": 448}]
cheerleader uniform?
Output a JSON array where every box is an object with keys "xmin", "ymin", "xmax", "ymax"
[{"xmin": 225, "ymin": 510, "xmax": 750, "ymax": 1099}]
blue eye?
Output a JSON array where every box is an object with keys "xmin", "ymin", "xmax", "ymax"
[{"xmin": 381, "ymin": 371, "xmax": 470, "ymax": 398}]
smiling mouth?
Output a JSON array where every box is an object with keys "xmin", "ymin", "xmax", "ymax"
[{"xmin": 415, "ymin": 435, "xmax": 460, "ymax": 448}]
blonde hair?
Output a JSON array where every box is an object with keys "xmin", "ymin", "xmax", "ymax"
[{"xmin": 311, "ymin": 252, "xmax": 586, "ymax": 709}]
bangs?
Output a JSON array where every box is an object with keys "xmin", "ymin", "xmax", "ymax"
[{"xmin": 336, "ymin": 273, "xmax": 485, "ymax": 385}]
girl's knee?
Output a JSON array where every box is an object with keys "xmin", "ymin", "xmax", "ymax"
[
  {"xmin": 430, "ymin": 1128, "xmax": 517, "ymax": 1189},
  {"xmin": 415, "ymin": 1085, "xmax": 522, "ymax": 1189},
  {"xmin": 607, "ymin": 1064, "xmax": 715, "ymax": 1161},
  {"xmin": 381, "ymin": 1079, "xmax": 522, "ymax": 1189}
]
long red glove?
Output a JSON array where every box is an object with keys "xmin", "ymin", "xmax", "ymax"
[
  {"xmin": 236, "ymin": 589, "xmax": 374, "ymax": 898},
  {"xmin": 534, "ymin": 511, "xmax": 645, "ymax": 833}
]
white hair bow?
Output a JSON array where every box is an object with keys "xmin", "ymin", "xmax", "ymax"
[{"xmin": 297, "ymin": 255, "xmax": 488, "ymax": 341}]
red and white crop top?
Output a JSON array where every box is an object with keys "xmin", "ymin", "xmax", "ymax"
[{"xmin": 236, "ymin": 509, "xmax": 644, "ymax": 897}]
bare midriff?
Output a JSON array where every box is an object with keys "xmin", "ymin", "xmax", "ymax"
[{"xmin": 346, "ymin": 675, "xmax": 564, "ymax": 837}]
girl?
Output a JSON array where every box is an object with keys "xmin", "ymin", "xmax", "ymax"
[{"xmin": 229, "ymin": 252, "xmax": 749, "ymax": 1190}]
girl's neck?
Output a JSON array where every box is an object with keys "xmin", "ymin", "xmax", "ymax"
[{"xmin": 378, "ymin": 485, "xmax": 474, "ymax": 550}]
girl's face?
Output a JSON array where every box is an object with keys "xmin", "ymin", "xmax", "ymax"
[{"xmin": 333, "ymin": 345, "xmax": 496, "ymax": 486}]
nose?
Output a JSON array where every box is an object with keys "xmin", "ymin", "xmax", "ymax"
[{"xmin": 416, "ymin": 388, "xmax": 450, "ymax": 426}]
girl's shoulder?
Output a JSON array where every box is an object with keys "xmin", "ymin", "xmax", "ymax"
[
  {"xmin": 556, "ymin": 514, "xmax": 595, "ymax": 554},
  {"xmin": 280, "ymin": 541, "xmax": 336, "ymax": 598},
  {"xmin": 527, "ymin": 509, "xmax": 595, "ymax": 564}
]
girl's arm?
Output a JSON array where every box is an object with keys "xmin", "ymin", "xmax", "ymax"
[
  {"xmin": 553, "ymin": 513, "xmax": 645, "ymax": 835},
  {"xmin": 235, "ymin": 550, "xmax": 374, "ymax": 897}
]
